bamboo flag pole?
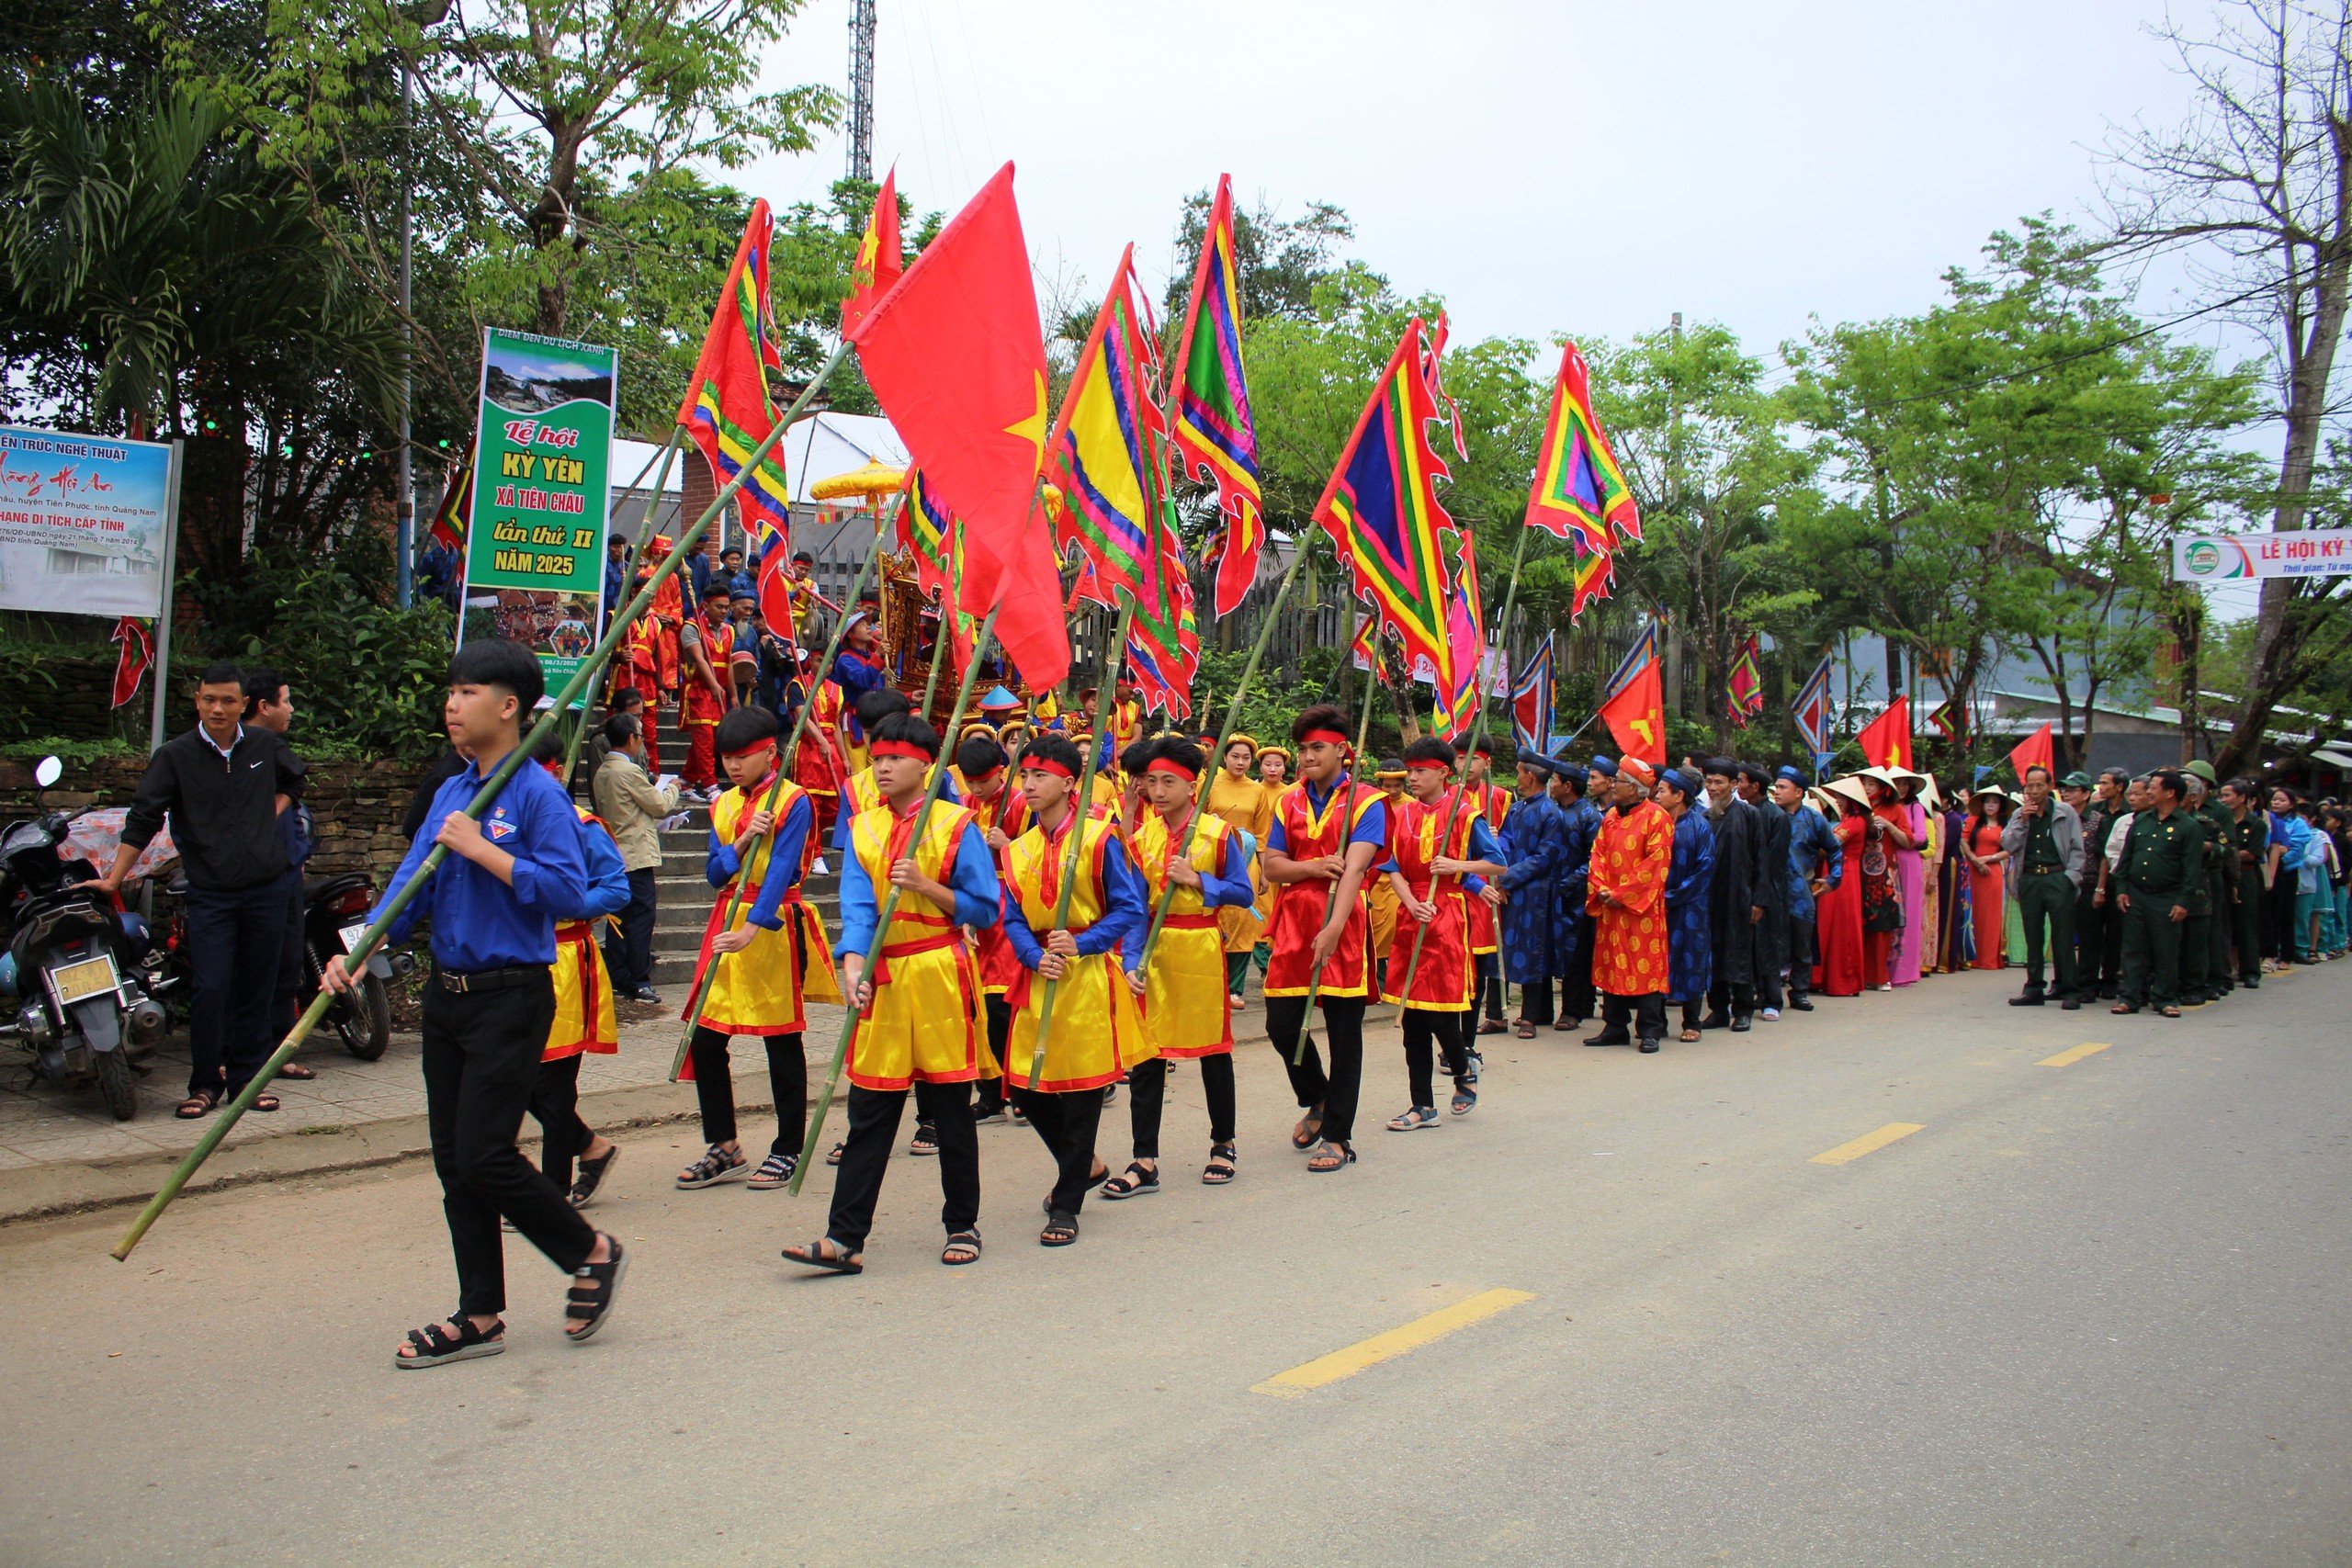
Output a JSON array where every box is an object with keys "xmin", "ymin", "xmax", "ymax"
[
  {"xmin": 562, "ymin": 426, "xmax": 685, "ymax": 786},
  {"xmin": 787, "ymin": 599, "xmax": 1005, "ymax": 1196},
  {"xmin": 1292, "ymin": 602, "xmax": 1382, "ymax": 1067},
  {"xmin": 1022, "ymin": 594, "xmax": 1137, "ymax": 1090},
  {"xmin": 1129, "ymin": 533, "xmax": 1313, "ymax": 977},
  {"xmin": 112, "ymin": 338, "xmax": 859, "ymax": 1260},
  {"xmin": 665, "ymin": 519, "xmax": 895, "ymax": 1080},
  {"xmin": 1387, "ymin": 523, "xmax": 1532, "ymax": 1016}
]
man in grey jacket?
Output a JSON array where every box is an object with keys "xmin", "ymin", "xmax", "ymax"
[
  {"xmin": 591, "ymin": 712, "xmax": 680, "ymax": 1002},
  {"xmin": 2002, "ymin": 762, "xmax": 2085, "ymax": 1009}
]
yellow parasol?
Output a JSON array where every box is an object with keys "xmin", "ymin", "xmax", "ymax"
[{"xmin": 808, "ymin": 458, "xmax": 906, "ymax": 506}]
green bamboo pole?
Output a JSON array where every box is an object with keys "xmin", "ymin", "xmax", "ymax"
[
  {"xmin": 1022, "ymin": 594, "xmax": 1137, "ymax": 1090},
  {"xmin": 1292, "ymin": 603, "xmax": 1382, "ymax": 1067},
  {"xmin": 566, "ymin": 425, "xmax": 687, "ymax": 778},
  {"xmin": 1387, "ymin": 523, "xmax": 1532, "ymax": 1016},
  {"xmin": 1129, "ymin": 534, "xmax": 1314, "ymax": 977},
  {"xmin": 665, "ymin": 520, "xmax": 895, "ymax": 1080},
  {"xmin": 593, "ymin": 423, "xmax": 694, "ymax": 714},
  {"xmin": 112, "ymin": 339, "xmax": 858, "ymax": 1261},
  {"xmin": 787, "ymin": 600, "xmax": 1005, "ymax": 1197}
]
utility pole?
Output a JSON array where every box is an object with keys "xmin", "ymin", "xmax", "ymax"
[
  {"xmin": 846, "ymin": 0, "xmax": 876, "ymax": 182},
  {"xmin": 1663, "ymin": 310, "xmax": 1685, "ymax": 716},
  {"xmin": 394, "ymin": 57, "xmax": 414, "ymax": 609}
]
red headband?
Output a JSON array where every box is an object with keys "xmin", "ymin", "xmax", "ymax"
[
  {"xmin": 1145, "ymin": 757, "xmax": 1197, "ymax": 782},
  {"xmin": 722, "ymin": 739, "xmax": 778, "ymax": 761},
  {"xmin": 871, "ymin": 740, "xmax": 933, "ymax": 763},
  {"xmin": 1405, "ymin": 760, "xmax": 1450, "ymax": 774},
  {"xmin": 1299, "ymin": 728, "xmax": 1349, "ymax": 749},
  {"xmin": 1023, "ymin": 756, "xmax": 1076, "ymax": 781},
  {"xmin": 962, "ymin": 764, "xmax": 1002, "ymax": 785}
]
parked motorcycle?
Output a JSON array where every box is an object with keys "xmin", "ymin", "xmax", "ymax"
[
  {"xmin": 301, "ymin": 873, "xmax": 399, "ymax": 1060},
  {"xmin": 0, "ymin": 758, "xmax": 164, "ymax": 1120}
]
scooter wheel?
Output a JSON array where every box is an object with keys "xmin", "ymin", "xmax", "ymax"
[{"xmin": 96, "ymin": 1048, "xmax": 136, "ymax": 1122}]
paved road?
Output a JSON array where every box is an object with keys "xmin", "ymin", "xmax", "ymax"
[{"xmin": 4, "ymin": 965, "xmax": 2347, "ymax": 1565}]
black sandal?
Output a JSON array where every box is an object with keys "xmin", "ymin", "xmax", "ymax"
[
  {"xmin": 1099, "ymin": 1161, "xmax": 1159, "ymax": 1200},
  {"xmin": 908, "ymin": 1123, "xmax": 939, "ymax": 1157},
  {"xmin": 941, "ymin": 1230, "xmax": 982, "ymax": 1266},
  {"xmin": 274, "ymin": 1060, "xmax": 317, "ymax": 1080},
  {"xmin": 1290, "ymin": 1105, "xmax": 1325, "ymax": 1150},
  {"xmin": 250, "ymin": 1091, "xmax": 281, "ymax": 1112},
  {"xmin": 824, "ymin": 1141, "xmax": 845, "ymax": 1167},
  {"xmin": 393, "ymin": 1314, "xmax": 504, "ymax": 1370},
  {"xmin": 1202, "ymin": 1143, "xmax": 1237, "ymax": 1185},
  {"xmin": 781, "ymin": 1237, "xmax": 864, "ymax": 1275},
  {"xmin": 563, "ymin": 1235, "xmax": 626, "ymax": 1342},
  {"xmin": 174, "ymin": 1089, "xmax": 220, "ymax": 1120},
  {"xmin": 1040, "ymin": 1210, "xmax": 1080, "ymax": 1247}
]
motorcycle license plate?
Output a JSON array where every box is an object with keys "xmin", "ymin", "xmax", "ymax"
[
  {"xmin": 46, "ymin": 954, "xmax": 119, "ymax": 1007},
  {"xmin": 339, "ymin": 922, "xmax": 370, "ymax": 955}
]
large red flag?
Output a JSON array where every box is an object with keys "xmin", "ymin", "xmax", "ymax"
[
  {"xmin": 846, "ymin": 164, "xmax": 1069, "ymax": 690},
  {"xmin": 1856, "ymin": 695, "xmax": 1915, "ymax": 771},
  {"xmin": 2007, "ymin": 721, "xmax": 2055, "ymax": 783},
  {"xmin": 1598, "ymin": 656, "xmax": 1666, "ymax": 766}
]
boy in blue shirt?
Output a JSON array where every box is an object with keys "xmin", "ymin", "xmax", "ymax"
[{"xmin": 326, "ymin": 640, "xmax": 625, "ymax": 1368}]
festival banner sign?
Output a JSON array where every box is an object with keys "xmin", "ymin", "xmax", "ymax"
[
  {"xmin": 0, "ymin": 425, "xmax": 177, "ymax": 618},
  {"xmin": 459, "ymin": 328, "xmax": 619, "ymax": 694},
  {"xmin": 2173, "ymin": 529, "xmax": 2352, "ymax": 581}
]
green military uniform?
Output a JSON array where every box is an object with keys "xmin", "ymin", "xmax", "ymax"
[
  {"xmin": 2079, "ymin": 800, "xmax": 2124, "ymax": 998},
  {"xmin": 2119, "ymin": 804, "xmax": 2206, "ymax": 1012},
  {"xmin": 2229, "ymin": 808, "xmax": 2267, "ymax": 987},
  {"xmin": 2014, "ymin": 804, "xmax": 2079, "ymax": 1000},
  {"xmin": 2194, "ymin": 793, "xmax": 2235, "ymax": 998}
]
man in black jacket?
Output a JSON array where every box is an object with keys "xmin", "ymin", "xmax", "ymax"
[
  {"xmin": 92, "ymin": 661, "xmax": 307, "ymax": 1116},
  {"xmin": 1699, "ymin": 757, "xmax": 1765, "ymax": 1032},
  {"xmin": 1736, "ymin": 762, "xmax": 1793, "ymax": 1018}
]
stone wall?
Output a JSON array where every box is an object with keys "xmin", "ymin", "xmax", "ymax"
[{"xmin": 0, "ymin": 754, "xmax": 431, "ymax": 882}]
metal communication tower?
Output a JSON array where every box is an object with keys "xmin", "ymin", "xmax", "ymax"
[{"xmin": 846, "ymin": 0, "xmax": 876, "ymax": 182}]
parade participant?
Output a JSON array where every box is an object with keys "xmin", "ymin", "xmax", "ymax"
[
  {"xmin": 1365, "ymin": 759, "xmax": 1408, "ymax": 995},
  {"xmin": 1876, "ymin": 770, "xmax": 1929, "ymax": 985},
  {"xmin": 591, "ymin": 711, "xmax": 675, "ymax": 1004},
  {"xmin": 1261, "ymin": 705, "xmax": 1387, "ymax": 1175},
  {"xmin": 999, "ymin": 732, "xmax": 1151, "ymax": 1246},
  {"xmin": 1115, "ymin": 737, "xmax": 1254, "ymax": 1191},
  {"xmin": 1814, "ymin": 782, "xmax": 1871, "ymax": 996},
  {"xmin": 978, "ymin": 684, "xmax": 1025, "ymax": 728},
  {"xmin": 784, "ymin": 713, "xmax": 999, "ymax": 1274},
  {"xmin": 1697, "ymin": 759, "xmax": 1763, "ymax": 1032},
  {"xmin": 1492, "ymin": 752, "xmax": 1570, "ymax": 1036},
  {"xmin": 1117, "ymin": 739, "xmax": 1158, "ymax": 831},
  {"xmin": 2113, "ymin": 771, "xmax": 2205, "ymax": 1018},
  {"xmin": 1772, "ymin": 768, "xmax": 1840, "ymax": 1010},
  {"xmin": 2221, "ymin": 777, "xmax": 2267, "ymax": 989},
  {"xmin": 1249, "ymin": 744, "xmax": 1294, "ymax": 983},
  {"xmin": 1257, "ymin": 745, "xmax": 1291, "ymax": 793},
  {"xmin": 1460, "ymin": 742, "xmax": 1510, "ymax": 1034},
  {"xmin": 1381, "ymin": 739, "xmax": 1503, "ymax": 1131},
  {"xmin": 1107, "ymin": 681, "xmax": 1144, "ymax": 760},
  {"xmin": 601, "ymin": 535, "xmax": 631, "ymax": 636},
  {"xmin": 786, "ymin": 551, "xmax": 822, "ymax": 644},
  {"xmin": 1541, "ymin": 761, "xmax": 1600, "ymax": 1033},
  {"xmin": 2000, "ymin": 763, "xmax": 2084, "ymax": 1009},
  {"xmin": 1962, "ymin": 787, "xmax": 2009, "ymax": 972},
  {"xmin": 674, "ymin": 706, "xmax": 841, "ymax": 1191},
  {"xmin": 1859, "ymin": 774, "xmax": 1913, "ymax": 989},
  {"xmin": 1205, "ymin": 734, "xmax": 1274, "ymax": 999},
  {"xmin": 1653, "ymin": 770, "xmax": 1718, "ymax": 1043},
  {"xmin": 525, "ymin": 732, "xmax": 631, "ymax": 1205},
  {"xmin": 1583, "ymin": 758, "xmax": 1675, "ymax": 1053},
  {"xmin": 677, "ymin": 593, "xmax": 732, "ymax": 800},
  {"xmin": 955, "ymin": 735, "xmax": 1027, "ymax": 1124},
  {"xmin": 2185, "ymin": 762, "xmax": 2235, "ymax": 1002},
  {"xmin": 2075, "ymin": 770, "xmax": 2128, "ymax": 998},
  {"xmin": 642, "ymin": 536, "xmax": 685, "ymax": 701},
  {"xmin": 786, "ymin": 649, "xmax": 847, "ymax": 844},
  {"xmin": 1736, "ymin": 763, "xmax": 1793, "ymax": 1018},
  {"xmin": 616, "ymin": 605, "xmax": 665, "ymax": 773},
  {"xmin": 326, "ymin": 639, "xmax": 623, "ymax": 1366}
]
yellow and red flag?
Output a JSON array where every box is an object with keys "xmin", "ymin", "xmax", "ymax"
[
  {"xmin": 1171, "ymin": 175, "xmax": 1265, "ymax": 617},
  {"xmin": 1525, "ymin": 340, "xmax": 1640, "ymax": 552},
  {"xmin": 842, "ymin": 168, "xmax": 902, "ymax": 336}
]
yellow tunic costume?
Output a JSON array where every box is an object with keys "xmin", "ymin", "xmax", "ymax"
[
  {"xmin": 844, "ymin": 801, "xmax": 993, "ymax": 1090},
  {"xmin": 684, "ymin": 779, "xmax": 839, "ymax": 1050},
  {"xmin": 1131, "ymin": 808, "xmax": 1241, "ymax": 1057},
  {"xmin": 546, "ymin": 807, "xmax": 618, "ymax": 1061},
  {"xmin": 1205, "ymin": 770, "xmax": 1273, "ymax": 955},
  {"xmin": 1002, "ymin": 813, "xmax": 1152, "ymax": 1092}
]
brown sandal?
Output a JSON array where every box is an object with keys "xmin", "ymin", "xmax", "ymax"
[
  {"xmin": 1290, "ymin": 1106, "xmax": 1324, "ymax": 1149},
  {"xmin": 1678, "ymin": 1028, "xmax": 1701, "ymax": 1043},
  {"xmin": 274, "ymin": 1061, "xmax": 317, "ymax": 1081},
  {"xmin": 1513, "ymin": 1021, "xmax": 1536, "ymax": 1039},
  {"xmin": 174, "ymin": 1089, "xmax": 220, "ymax": 1119}
]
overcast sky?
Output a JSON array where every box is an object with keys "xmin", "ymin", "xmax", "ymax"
[{"xmin": 746, "ymin": 0, "xmax": 2211, "ymax": 361}]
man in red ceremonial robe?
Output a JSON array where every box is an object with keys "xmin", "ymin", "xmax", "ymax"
[
  {"xmin": 642, "ymin": 536, "xmax": 684, "ymax": 702},
  {"xmin": 1583, "ymin": 756, "xmax": 1674, "ymax": 1054}
]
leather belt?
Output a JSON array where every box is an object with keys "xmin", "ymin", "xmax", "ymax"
[{"xmin": 435, "ymin": 964, "xmax": 541, "ymax": 994}]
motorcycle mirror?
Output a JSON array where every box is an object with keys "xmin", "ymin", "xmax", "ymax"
[{"xmin": 32, "ymin": 757, "xmax": 62, "ymax": 790}]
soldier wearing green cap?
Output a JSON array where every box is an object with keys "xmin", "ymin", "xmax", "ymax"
[
  {"xmin": 2114, "ymin": 770, "xmax": 2205, "ymax": 1017},
  {"xmin": 2181, "ymin": 761, "xmax": 2234, "ymax": 1000}
]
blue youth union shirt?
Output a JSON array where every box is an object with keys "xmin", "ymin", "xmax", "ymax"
[{"xmin": 372, "ymin": 755, "xmax": 598, "ymax": 972}]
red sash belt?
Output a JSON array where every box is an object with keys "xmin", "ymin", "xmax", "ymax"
[
  {"xmin": 870, "ymin": 928, "xmax": 962, "ymax": 986},
  {"xmin": 1162, "ymin": 913, "xmax": 1220, "ymax": 931}
]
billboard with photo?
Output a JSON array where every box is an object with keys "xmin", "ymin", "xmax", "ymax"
[{"xmin": 0, "ymin": 425, "xmax": 176, "ymax": 618}]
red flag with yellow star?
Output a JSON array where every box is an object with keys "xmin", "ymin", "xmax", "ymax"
[
  {"xmin": 841, "ymin": 168, "xmax": 902, "ymax": 337},
  {"xmin": 1597, "ymin": 654, "xmax": 1666, "ymax": 766},
  {"xmin": 846, "ymin": 163, "xmax": 1069, "ymax": 688}
]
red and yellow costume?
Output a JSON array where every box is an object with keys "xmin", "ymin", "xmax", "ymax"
[
  {"xmin": 678, "ymin": 778, "xmax": 838, "ymax": 1071},
  {"xmin": 1458, "ymin": 778, "xmax": 1509, "ymax": 959},
  {"xmin": 1205, "ymin": 765, "xmax": 1273, "ymax": 955},
  {"xmin": 1263, "ymin": 781, "xmax": 1382, "ymax": 999},
  {"xmin": 680, "ymin": 612, "xmax": 731, "ymax": 792},
  {"xmin": 791, "ymin": 677, "xmax": 846, "ymax": 839},
  {"xmin": 546, "ymin": 807, "xmax": 619, "ymax": 1062},
  {"xmin": 616, "ymin": 613, "xmax": 665, "ymax": 773},
  {"xmin": 1001, "ymin": 811, "xmax": 1151, "ymax": 1090},
  {"xmin": 1382, "ymin": 790, "xmax": 1478, "ymax": 1010},
  {"xmin": 1131, "ymin": 807, "xmax": 1239, "ymax": 1057},
  {"xmin": 642, "ymin": 537, "xmax": 684, "ymax": 695},
  {"xmin": 844, "ymin": 800, "xmax": 993, "ymax": 1090},
  {"xmin": 1588, "ymin": 798, "xmax": 1674, "ymax": 996},
  {"xmin": 967, "ymin": 781, "xmax": 1030, "ymax": 999}
]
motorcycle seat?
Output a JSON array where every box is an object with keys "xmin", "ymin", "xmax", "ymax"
[{"xmin": 304, "ymin": 874, "xmax": 369, "ymax": 901}]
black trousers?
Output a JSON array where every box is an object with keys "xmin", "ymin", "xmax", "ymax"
[
  {"xmin": 2075, "ymin": 888, "xmax": 2111, "ymax": 994},
  {"xmin": 1016, "ymin": 1084, "xmax": 1106, "ymax": 1216},
  {"xmin": 2233, "ymin": 869, "xmax": 2264, "ymax": 982},
  {"xmin": 975, "ymin": 995, "xmax": 1013, "ymax": 1113},
  {"xmin": 1518, "ymin": 976, "xmax": 1556, "ymax": 1026},
  {"xmin": 1126, "ymin": 1054, "xmax": 1236, "ymax": 1158},
  {"xmin": 1264, "ymin": 993, "xmax": 1363, "ymax": 1145},
  {"xmin": 182, "ymin": 881, "xmax": 291, "ymax": 1098},
  {"xmin": 527, "ymin": 1053, "xmax": 594, "ymax": 1193},
  {"xmin": 2017, "ymin": 869, "xmax": 2079, "ymax": 998},
  {"xmin": 421, "ymin": 971, "xmax": 595, "ymax": 1317},
  {"xmin": 1558, "ymin": 931, "xmax": 1595, "ymax": 1022},
  {"xmin": 1783, "ymin": 914, "xmax": 1817, "ymax": 1001},
  {"xmin": 604, "ymin": 868, "xmax": 657, "ymax": 991},
  {"xmin": 1602, "ymin": 990, "xmax": 1668, "ymax": 1043},
  {"xmin": 1401, "ymin": 1010, "xmax": 1470, "ymax": 1109},
  {"xmin": 1706, "ymin": 977, "xmax": 1755, "ymax": 1021},
  {"xmin": 274, "ymin": 871, "xmax": 305, "ymax": 1035},
  {"xmin": 2267, "ymin": 874, "xmax": 2300, "ymax": 962},
  {"xmin": 1476, "ymin": 951, "xmax": 1505, "ymax": 1024},
  {"xmin": 686, "ymin": 1024, "xmax": 806, "ymax": 1158},
  {"xmin": 826, "ymin": 1079, "xmax": 978, "ymax": 1251}
]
